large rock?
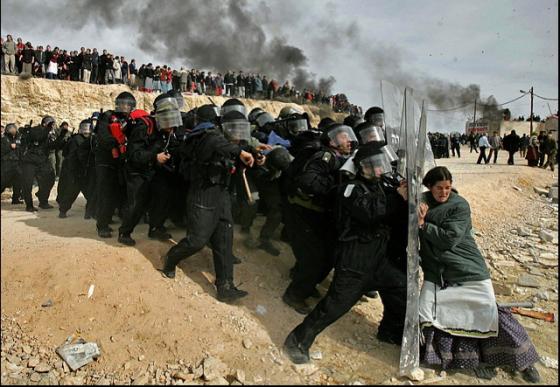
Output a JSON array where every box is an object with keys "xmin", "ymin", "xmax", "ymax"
[
  {"xmin": 0, "ymin": 76, "xmax": 336, "ymax": 130},
  {"xmin": 202, "ymin": 356, "xmax": 229, "ymax": 381}
]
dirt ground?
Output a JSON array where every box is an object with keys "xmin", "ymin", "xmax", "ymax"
[{"xmin": 1, "ymin": 146, "xmax": 558, "ymax": 385}]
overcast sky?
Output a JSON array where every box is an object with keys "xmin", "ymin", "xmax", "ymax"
[{"xmin": 1, "ymin": 0, "xmax": 558, "ymax": 133}]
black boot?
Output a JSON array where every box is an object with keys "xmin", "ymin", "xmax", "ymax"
[
  {"xmin": 216, "ymin": 283, "xmax": 248, "ymax": 302},
  {"xmin": 118, "ymin": 233, "xmax": 136, "ymax": 246},
  {"xmin": 521, "ymin": 365, "xmax": 541, "ymax": 383},
  {"xmin": 158, "ymin": 255, "xmax": 176, "ymax": 279},
  {"xmin": 148, "ymin": 227, "xmax": 172, "ymax": 240},
  {"xmin": 97, "ymin": 227, "xmax": 112, "ymax": 238},
  {"xmin": 39, "ymin": 202, "xmax": 54, "ymax": 209},
  {"xmin": 283, "ymin": 331, "xmax": 310, "ymax": 364},
  {"xmin": 282, "ymin": 291, "xmax": 312, "ymax": 315},
  {"xmin": 258, "ymin": 237, "xmax": 280, "ymax": 256},
  {"xmin": 58, "ymin": 211, "xmax": 67, "ymax": 218}
]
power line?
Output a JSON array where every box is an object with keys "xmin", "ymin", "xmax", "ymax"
[{"xmin": 427, "ymin": 91, "xmax": 558, "ymax": 112}]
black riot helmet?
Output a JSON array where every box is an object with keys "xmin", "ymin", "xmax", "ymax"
[
  {"xmin": 222, "ymin": 111, "xmax": 251, "ymax": 141},
  {"xmin": 195, "ymin": 104, "xmax": 220, "ymax": 126},
  {"xmin": 353, "ymin": 122, "xmax": 386, "ymax": 146},
  {"xmin": 166, "ymin": 89, "xmax": 185, "ymax": 109},
  {"xmin": 320, "ymin": 123, "xmax": 358, "ymax": 154},
  {"xmin": 278, "ymin": 105, "xmax": 301, "ymax": 120},
  {"xmin": 343, "ymin": 115, "xmax": 365, "ymax": 129},
  {"xmin": 364, "ymin": 106, "xmax": 385, "ymax": 127},
  {"xmin": 353, "ymin": 142, "xmax": 391, "ymax": 180},
  {"xmin": 154, "ymin": 96, "xmax": 182, "ymax": 130},
  {"xmin": 285, "ymin": 114, "xmax": 309, "ymax": 134},
  {"xmin": 221, "ymin": 98, "xmax": 247, "ymax": 118},
  {"xmin": 41, "ymin": 116, "xmax": 56, "ymax": 127},
  {"xmin": 266, "ymin": 147, "xmax": 292, "ymax": 172},
  {"xmin": 6, "ymin": 123, "xmax": 17, "ymax": 136},
  {"xmin": 115, "ymin": 91, "xmax": 137, "ymax": 114},
  {"xmin": 317, "ymin": 117, "xmax": 336, "ymax": 132},
  {"xmin": 254, "ymin": 111, "xmax": 276, "ymax": 129},
  {"xmin": 79, "ymin": 119, "xmax": 92, "ymax": 136},
  {"xmin": 248, "ymin": 107, "xmax": 265, "ymax": 124}
]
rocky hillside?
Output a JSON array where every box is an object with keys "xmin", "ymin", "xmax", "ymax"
[{"xmin": 0, "ymin": 74, "xmax": 337, "ymax": 128}]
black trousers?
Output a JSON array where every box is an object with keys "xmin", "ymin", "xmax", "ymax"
[
  {"xmin": 284, "ymin": 203, "xmax": 338, "ymax": 302},
  {"xmin": 57, "ymin": 162, "xmax": 97, "ymax": 215},
  {"xmin": 1, "ymin": 161, "xmax": 23, "ymax": 202},
  {"xmin": 476, "ymin": 146, "xmax": 489, "ymax": 164},
  {"xmin": 95, "ymin": 161, "xmax": 126, "ymax": 230},
  {"xmin": 451, "ymin": 144, "xmax": 461, "ymax": 158},
  {"xmin": 21, "ymin": 159, "xmax": 55, "ymax": 207},
  {"xmin": 167, "ymin": 171, "xmax": 188, "ymax": 225},
  {"xmin": 165, "ymin": 183, "xmax": 235, "ymax": 288},
  {"xmin": 289, "ymin": 250, "xmax": 407, "ymax": 351},
  {"xmin": 119, "ymin": 169, "xmax": 172, "ymax": 235},
  {"xmin": 508, "ymin": 150, "xmax": 517, "ymax": 165}
]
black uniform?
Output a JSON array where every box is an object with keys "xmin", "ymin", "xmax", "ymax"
[
  {"xmin": 284, "ymin": 173, "xmax": 408, "ymax": 363},
  {"xmin": 162, "ymin": 121, "xmax": 251, "ymax": 298},
  {"xmin": 1, "ymin": 131, "xmax": 23, "ymax": 203},
  {"xmin": 283, "ymin": 146, "xmax": 344, "ymax": 310},
  {"xmin": 77, "ymin": 133, "xmax": 98, "ymax": 219},
  {"xmin": 118, "ymin": 115, "xmax": 180, "ymax": 241},
  {"xmin": 94, "ymin": 110, "xmax": 128, "ymax": 235},
  {"xmin": 57, "ymin": 132, "xmax": 97, "ymax": 217},
  {"xmin": 20, "ymin": 123, "xmax": 67, "ymax": 210}
]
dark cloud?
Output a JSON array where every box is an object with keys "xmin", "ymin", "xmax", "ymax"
[{"xmin": 0, "ymin": 0, "xmax": 336, "ymax": 94}]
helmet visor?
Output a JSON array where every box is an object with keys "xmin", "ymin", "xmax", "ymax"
[
  {"xmin": 287, "ymin": 119, "xmax": 308, "ymax": 134},
  {"xmin": 380, "ymin": 144, "xmax": 398, "ymax": 163},
  {"xmin": 155, "ymin": 97, "xmax": 182, "ymax": 129},
  {"xmin": 223, "ymin": 120, "xmax": 251, "ymax": 141},
  {"xmin": 359, "ymin": 154, "xmax": 391, "ymax": 179},
  {"xmin": 326, "ymin": 125, "xmax": 358, "ymax": 153},
  {"xmin": 365, "ymin": 112, "xmax": 385, "ymax": 128},
  {"xmin": 221, "ymin": 104, "xmax": 247, "ymax": 118},
  {"xmin": 255, "ymin": 112, "xmax": 275, "ymax": 128},
  {"xmin": 115, "ymin": 97, "xmax": 137, "ymax": 113},
  {"xmin": 79, "ymin": 122, "xmax": 92, "ymax": 134},
  {"xmin": 358, "ymin": 124, "xmax": 385, "ymax": 144}
]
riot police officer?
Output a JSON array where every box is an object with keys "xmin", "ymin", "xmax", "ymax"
[
  {"xmin": 1, "ymin": 123, "xmax": 23, "ymax": 204},
  {"xmin": 284, "ymin": 143, "xmax": 409, "ymax": 364},
  {"xmin": 20, "ymin": 116, "xmax": 68, "ymax": 212},
  {"xmin": 117, "ymin": 94, "xmax": 181, "ymax": 246},
  {"xmin": 159, "ymin": 104, "xmax": 256, "ymax": 302},
  {"xmin": 57, "ymin": 120, "xmax": 96, "ymax": 218},
  {"xmin": 95, "ymin": 92, "xmax": 136, "ymax": 238},
  {"xmin": 282, "ymin": 123, "xmax": 358, "ymax": 314}
]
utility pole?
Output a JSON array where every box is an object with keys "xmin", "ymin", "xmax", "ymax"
[{"xmin": 529, "ymin": 86, "xmax": 534, "ymax": 136}]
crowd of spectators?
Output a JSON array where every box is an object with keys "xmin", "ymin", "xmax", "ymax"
[{"xmin": 1, "ymin": 34, "xmax": 362, "ymax": 115}]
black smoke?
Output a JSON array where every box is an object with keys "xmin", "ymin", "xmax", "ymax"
[{"xmin": 0, "ymin": 0, "xmax": 336, "ymax": 95}]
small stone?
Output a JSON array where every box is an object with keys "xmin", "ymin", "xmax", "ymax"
[
  {"xmin": 404, "ymin": 367, "xmax": 425, "ymax": 381},
  {"xmin": 253, "ymin": 375, "xmax": 263, "ymax": 383},
  {"xmin": 539, "ymin": 229, "xmax": 554, "ymax": 242},
  {"xmin": 22, "ymin": 345, "xmax": 32, "ymax": 354},
  {"xmin": 202, "ymin": 356, "xmax": 228, "ymax": 381},
  {"xmin": 310, "ymin": 351, "xmax": 322, "ymax": 360},
  {"xmin": 59, "ymin": 375, "xmax": 85, "ymax": 385},
  {"xmin": 492, "ymin": 282, "xmax": 513, "ymax": 296},
  {"xmin": 235, "ymin": 369, "xmax": 246, "ymax": 383},
  {"xmin": 535, "ymin": 291, "xmax": 549, "ymax": 301},
  {"xmin": 34, "ymin": 362, "xmax": 52, "ymax": 373},
  {"xmin": 517, "ymin": 226, "xmax": 532, "ymax": 237},
  {"xmin": 28, "ymin": 356, "xmax": 41, "ymax": 368},
  {"xmin": 138, "ymin": 354, "xmax": 145, "ymax": 361},
  {"xmin": 291, "ymin": 363, "xmax": 319, "ymax": 376},
  {"xmin": 30, "ymin": 372, "xmax": 42, "ymax": 382},
  {"xmin": 523, "ymin": 323, "xmax": 537, "ymax": 332},
  {"xmin": 214, "ymin": 376, "xmax": 230, "ymax": 385},
  {"xmin": 242, "ymin": 339, "xmax": 252, "ymax": 349},
  {"xmin": 124, "ymin": 362, "xmax": 131, "ymax": 370},
  {"xmin": 132, "ymin": 375, "xmax": 150, "ymax": 385},
  {"xmin": 517, "ymin": 274, "xmax": 541, "ymax": 288},
  {"xmin": 540, "ymin": 356, "xmax": 558, "ymax": 369},
  {"xmin": 173, "ymin": 372, "xmax": 193, "ymax": 381}
]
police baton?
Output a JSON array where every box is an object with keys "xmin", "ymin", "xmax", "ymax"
[{"xmin": 242, "ymin": 169, "xmax": 253, "ymax": 203}]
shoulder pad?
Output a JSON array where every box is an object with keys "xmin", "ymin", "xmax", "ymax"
[
  {"xmin": 321, "ymin": 151, "xmax": 332, "ymax": 163},
  {"xmin": 344, "ymin": 183, "xmax": 355, "ymax": 198}
]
